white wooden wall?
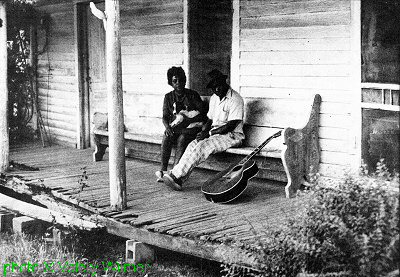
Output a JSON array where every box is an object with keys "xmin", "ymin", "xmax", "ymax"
[
  {"xmin": 235, "ymin": 0, "xmax": 355, "ymax": 179},
  {"xmin": 120, "ymin": 0, "xmax": 185, "ymax": 135},
  {"xmin": 35, "ymin": 0, "xmax": 185, "ymax": 145},
  {"xmin": 36, "ymin": 1, "xmax": 77, "ymax": 146}
]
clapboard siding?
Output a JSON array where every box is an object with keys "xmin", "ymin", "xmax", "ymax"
[
  {"xmin": 118, "ymin": 0, "xmax": 184, "ymax": 135},
  {"xmin": 36, "ymin": 1, "xmax": 77, "ymax": 147},
  {"xmin": 240, "ymin": 51, "xmax": 351, "ymax": 65},
  {"xmin": 242, "ymin": 11, "xmax": 350, "ymax": 29},
  {"xmin": 238, "ymin": 0, "xmax": 353, "ymax": 178},
  {"xmin": 240, "ymin": 0, "xmax": 349, "ymax": 16},
  {"xmin": 241, "ymin": 38, "xmax": 351, "ymax": 52},
  {"xmin": 122, "ymin": 33, "xmax": 182, "ymax": 46},
  {"xmin": 122, "ymin": 43, "xmax": 183, "ymax": 55},
  {"xmin": 240, "ymin": 76, "xmax": 352, "ymax": 90},
  {"xmin": 240, "ymin": 87, "xmax": 351, "ymax": 103}
]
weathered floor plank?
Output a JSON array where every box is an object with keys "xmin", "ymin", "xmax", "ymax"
[{"xmin": 4, "ymin": 141, "xmax": 306, "ymax": 268}]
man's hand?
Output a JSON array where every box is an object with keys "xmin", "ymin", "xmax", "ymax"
[
  {"xmin": 196, "ymin": 130, "xmax": 209, "ymax": 141},
  {"xmin": 165, "ymin": 126, "xmax": 174, "ymax": 137}
]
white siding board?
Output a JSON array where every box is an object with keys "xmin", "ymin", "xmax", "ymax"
[
  {"xmin": 38, "ymin": 94, "xmax": 77, "ymax": 109},
  {"xmin": 240, "ymin": 64, "xmax": 350, "ymax": 77},
  {"xmin": 319, "ymin": 127, "xmax": 348, "ymax": 141},
  {"xmin": 319, "ymin": 114, "xmax": 351, "ymax": 129},
  {"xmin": 241, "ymin": 0, "xmax": 350, "ymax": 17},
  {"xmin": 242, "ymin": 25, "xmax": 351, "ymax": 41},
  {"xmin": 240, "ymin": 38, "xmax": 351, "ymax": 52},
  {"xmin": 242, "ymin": 11, "xmax": 350, "ymax": 29},
  {"xmin": 121, "ymin": 74, "xmax": 167, "ymax": 86},
  {"xmin": 122, "ymin": 43, "xmax": 183, "ymax": 55},
  {"xmin": 37, "ymin": 81, "xmax": 77, "ymax": 92},
  {"xmin": 120, "ymin": 0, "xmax": 182, "ymax": 10},
  {"xmin": 122, "ymin": 53, "xmax": 183, "ymax": 65},
  {"xmin": 122, "ymin": 83, "xmax": 171, "ymax": 95},
  {"xmin": 37, "ymin": 104, "xmax": 76, "ymax": 117},
  {"xmin": 124, "ymin": 95, "xmax": 164, "ymax": 119},
  {"xmin": 121, "ymin": 24, "xmax": 182, "ymax": 36},
  {"xmin": 122, "ymin": 64, "xmax": 171, "ymax": 75},
  {"xmin": 121, "ymin": 34, "xmax": 182, "ymax": 46},
  {"xmin": 240, "ymin": 87, "xmax": 351, "ymax": 103},
  {"xmin": 37, "ymin": 60, "xmax": 75, "ymax": 72},
  {"xmin": 36, "ymin": 89, "xmax": 78, "ymax": 100},
  {"xmin": 37, "ymin": 75, "xmax": 76, "ymax": 85},
  {"xmin": 321, "ymin": 151, "xmax": 351, "ymax": 166},
  {"xmin": 240, "ymin": 51, "xmax": 351, "ymax": 65},
  {"xmin": 240, "ymin": 76, "xmax": 352, "ymax": 91},
  {"xmin": 320, "ymin": 138, "xmax": 348, "ymax": 153},
  {"xmin": 40, "ymin": 112, "xmax": 77, "ymax": 132}
]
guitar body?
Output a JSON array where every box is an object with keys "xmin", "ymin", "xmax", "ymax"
[
  {"xmin": 201, "ymin": 160, "xmax": 259, "ymax": 203},
  {"xmin": 201, "ymin": 131, "xmax": 282, "ymax": 204}
]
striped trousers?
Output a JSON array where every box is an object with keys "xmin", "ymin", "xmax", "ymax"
[{"xmin": 171, "ymin": 133, "xmax": 243, "ymax": 180}]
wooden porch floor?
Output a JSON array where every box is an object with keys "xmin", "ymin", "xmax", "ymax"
[{"xmin": 5, "ymin": 141, "xmax": 305, "ymax": 267}]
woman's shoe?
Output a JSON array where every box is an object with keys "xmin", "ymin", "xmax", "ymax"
[{"xmin": 155, "ymin": 171, "xmax": 164, "ymax": 182}]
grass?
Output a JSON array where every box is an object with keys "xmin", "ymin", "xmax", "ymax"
[{"xmin": 0, "ymin": 230, "xmax": 222, "ymax": 277}]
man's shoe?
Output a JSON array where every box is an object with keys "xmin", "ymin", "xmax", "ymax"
[{"xmin": 163, "ymin": 173, "xmax": 182, "ymax": 191}]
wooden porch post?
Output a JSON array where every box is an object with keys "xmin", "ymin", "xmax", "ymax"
[
  {"xmin": 106, "ymin": 0, "xmax": 126, "ymax": 210},
  {"xmin": 0, "ymin": 0, "xmax": 9, "ymax": 173}
]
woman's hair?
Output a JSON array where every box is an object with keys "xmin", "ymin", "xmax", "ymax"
[{"xmin": 167, "ymin": 66, "xmax": 186, "ymax": 86}]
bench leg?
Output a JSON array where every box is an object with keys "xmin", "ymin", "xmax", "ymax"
[
  {"xmin": 93, "ymin": 141, "xmax": 107, "ymax": 162},
  {"xmin": 282, "ymin": 94, "xmax": 321, "ymax": 198},
  {"xmin": 281, "ymin": 136, "xmax": 305, "ymax": 198}
]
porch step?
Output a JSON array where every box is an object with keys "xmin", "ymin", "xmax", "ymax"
[{"xmin": 124, "ymin": 140, "xmax": 288, "ymax": 183}]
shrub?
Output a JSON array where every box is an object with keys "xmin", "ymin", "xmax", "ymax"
[{"xmin": 223, "ymin": 164, "xmax": 399, "ymax": 277}]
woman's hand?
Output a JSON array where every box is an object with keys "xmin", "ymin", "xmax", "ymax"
[{"xmin": 165, "ymin": 126, "xmax": 174, "ymax": 137}]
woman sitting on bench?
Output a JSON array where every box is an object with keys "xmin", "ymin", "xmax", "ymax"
[{"xmin": 155, "ymin": 66, "xmax": 206, "ymax": 182}]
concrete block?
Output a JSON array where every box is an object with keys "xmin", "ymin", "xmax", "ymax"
[
  {"xmin": 52, "ymin": 227, "xmax": 71, "ymax": 246},
  {"xmin": 0, "ymin": 210, "xmax": 15, "ymax": 232},
  {"xmin": 126, "ymin": 240, "xmax": 154, "ymax": 264},
  {"xmin": 12, "ymin": 216, "xmax": 49, "ymax": 236}
]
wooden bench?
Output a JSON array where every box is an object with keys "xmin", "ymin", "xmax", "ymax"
[{"xmin": 93, "ymin": 94, "xmax": 321, "ymax": 198}]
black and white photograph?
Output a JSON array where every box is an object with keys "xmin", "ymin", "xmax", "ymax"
[{"xmin": 0, "ymin": 0, "xmax": 399, "ymax": 276}]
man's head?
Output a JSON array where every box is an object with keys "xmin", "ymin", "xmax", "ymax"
[
  {"xmin": 167, "ymin": 66, "xmax": 186, "ymax": 93},
  {"xmin": 206, "ymin": 69, "xmax": 229, "ymax": 98}
]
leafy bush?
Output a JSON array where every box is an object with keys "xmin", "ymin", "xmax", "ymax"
[{"xmin": 223, "ymin": 164, "xmax": 399, "ymax": 277}]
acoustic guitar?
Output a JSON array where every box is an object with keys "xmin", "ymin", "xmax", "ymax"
[{"xmin": 201, "ymin": 130, "xmax": 282, "ymax": 203}]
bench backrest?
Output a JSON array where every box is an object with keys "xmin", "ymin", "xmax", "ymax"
[
  {"xmin": 242, "ymin": 96, "xmax": 319, "ymax": 148},
  {"xmin": 93, "ymin": 94, "xmax": 320, "ymax": 150}
]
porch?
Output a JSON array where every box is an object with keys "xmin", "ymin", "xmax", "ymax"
[{"xmin": 1, "ymin": 141, "xmax": 306, "ymax": 269}]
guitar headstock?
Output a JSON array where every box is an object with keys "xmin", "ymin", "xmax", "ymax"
[{"xmin": 272, "ymin": 130, "xmax": 282, "ymax": 139}]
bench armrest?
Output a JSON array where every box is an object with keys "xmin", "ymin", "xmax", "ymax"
[{"xmin": 282, "ymin": 94, "xmax": 321, "ymax": 198}]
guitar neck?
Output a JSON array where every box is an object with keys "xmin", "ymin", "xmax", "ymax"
[{"xmin": 238, "ymin": 131, "xmax": 282, "ymax": 165}]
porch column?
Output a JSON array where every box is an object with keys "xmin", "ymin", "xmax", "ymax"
[
  {"xmin": 0, "ymin": 0, "xmax": 9, "ymax": 173},
  {"xmin": 106, "ymin": 0, "xmax": 126, "ymax": 210}
]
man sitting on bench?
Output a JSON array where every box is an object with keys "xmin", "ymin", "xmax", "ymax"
[{"xmin": 163, "ymin": 69, "xmax": 245, "ymax": 191}]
